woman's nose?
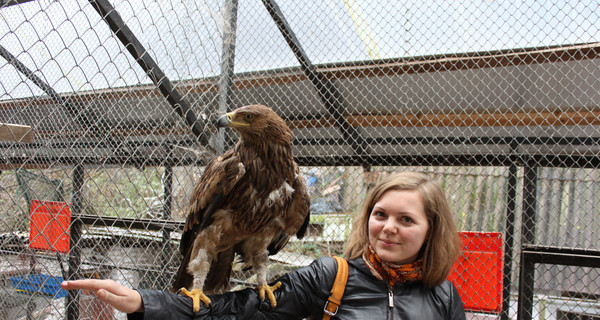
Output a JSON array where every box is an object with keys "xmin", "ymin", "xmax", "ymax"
[{"xmin": 382, "ymin": 219, "xmax": 398, "ymax": 234}]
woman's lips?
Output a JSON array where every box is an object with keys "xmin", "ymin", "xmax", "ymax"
[{"xmin": 379, "ymin": 239, "xmax": 398, "ymax": 246}]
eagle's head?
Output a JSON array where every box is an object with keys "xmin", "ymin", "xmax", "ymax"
[{"xmin": 216, "ymin": 105, "xmax": 293, "ymax": 144}]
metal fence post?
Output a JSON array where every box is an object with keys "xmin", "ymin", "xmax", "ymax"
[
  {"xmin": 501, "ymin": 161, "xmax": 518, "ymax": 320},
  {"xmin": 67, "ymin": 164, "xmax": 85, "ymax": 320},
  {"xmin": 517, "ymin": 160, "xmax": 538, "ymax": 320},
  {"xmin": 216, "ymin": 0, "xmax": 238, "ymax": 153},
  {"xmin": 161, "ymin": 164, "xmax": 173, "ymax": 283}
]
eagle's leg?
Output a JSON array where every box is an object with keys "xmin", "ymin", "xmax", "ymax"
[
  {"xmin": 257, "ymin": 281, "xmax": 282, "ymax": 308},
  {"xmin": 253, "ymin": 250, "xmax": 281, "ymax": 307},
  {"xmin": 179, "ymin": 288, "xmax": 211, "ymax": 313},
  {"xmin": 180, "ymin": 249, "xmax": 212, "ymax": 312}
]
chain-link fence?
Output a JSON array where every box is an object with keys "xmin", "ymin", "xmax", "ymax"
[{"xmin": 0, "ymin": 0, "xmax": 599, "ymax": 319}]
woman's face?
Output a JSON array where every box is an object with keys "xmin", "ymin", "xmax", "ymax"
[{"xmin": 368, "ymin": 189, "xmax": 430, "ymax": 265}]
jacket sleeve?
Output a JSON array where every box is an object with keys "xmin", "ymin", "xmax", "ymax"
[
  {"xmin": 447, "ymin": 281, "xmax": 467, "ymax": 320},
  {"xmin": 127, "ymin": 287, "xmax": 268, "ymax": 320},
  {"xmin": 127, "ymin": 257, "xmax": 338, "ymax": 320}
]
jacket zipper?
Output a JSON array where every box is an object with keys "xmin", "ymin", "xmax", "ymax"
[{"xmin": 388, "ymin": 286, "xmax": 394, "ymax": 320}]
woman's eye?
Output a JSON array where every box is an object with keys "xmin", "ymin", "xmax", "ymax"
[
  {"xmin": 373, "ymin": 211, "xmax": 386, "ymax": 218},
  {"xmin": 400, "ymin": 216, "xmax": 414, "ymax": 223}
]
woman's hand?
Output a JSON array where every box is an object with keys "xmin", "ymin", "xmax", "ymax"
[{"xmin": 61, "ymin": 279, "xmax": 143, "ymax": 314}]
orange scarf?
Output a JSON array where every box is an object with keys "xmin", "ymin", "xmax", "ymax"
[{"xmin": 363, "ymin": 245, "xmax": 424, "ymax": 287}]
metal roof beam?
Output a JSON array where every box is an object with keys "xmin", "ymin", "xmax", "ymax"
[
  {"xmin": 261, "ymin": 0, "xmax": 370, "ymax": 156},
  {"xmin": 0, "ymin": 45, "xmax": 106, "ymax": 132},
  {"xmin": 89, "ymin": 0, "xmax": 210, "ymax": 146},
  {"xmin": 0, "ymin": 0, "xmax": 35, "ymax": 9}
]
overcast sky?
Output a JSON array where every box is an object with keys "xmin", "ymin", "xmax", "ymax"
[{"xmin": 0, "ymin": 0, "xmax": 598, "ymax": 99}]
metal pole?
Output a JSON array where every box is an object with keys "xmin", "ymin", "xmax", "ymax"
[
  {"xmin": 161, "ymin": 164, "xmax": 173, "ymax": 283},
  {"xmin": 501, "ymin": 161, "xmax": 518, "ymax": 320},
  {"xmin": 0, "ymin": 45, "xmax": 100, "ymax": 130},
  {"xmin": 517, "ymin": 160, "xmax": 538, "ymax": 320},
  {"xmin": 67, "ymin": 164, "xmax": 85, "ymax": 320},
  {"xmin": 261, "ymin": 0, "xmax": 369, "ymax": 155},
  {"xmin": 89, "ymin": 0, "xmax": 209, "ymax": 145},
  {"xmin": 215, "ymin": 0, "xmax": 238, "ymax": 154},
  {"xmin": 0, "ymin": 0, "xmax": 36, "ymax": 7}
]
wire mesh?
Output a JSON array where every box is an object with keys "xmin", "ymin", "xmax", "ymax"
[{"xmin": 0, "ymin": 0, "xmax": 599, "ymax": 319}]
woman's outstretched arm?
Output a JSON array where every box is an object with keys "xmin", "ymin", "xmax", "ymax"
[
  {"xmin": 61, "ymin": 279, "xmax": 143, "ymax": 314},
  {"xmin": 60, "ymin": 257, "xmax": 337, "ymax": 320}
]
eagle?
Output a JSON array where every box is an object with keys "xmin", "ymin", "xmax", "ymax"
[{"xmin": 173, "ymin": 104, "xmax": 311, "ymax": 312}]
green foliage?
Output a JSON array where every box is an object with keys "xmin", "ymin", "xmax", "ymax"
[
  {"xmin": 84, "ymin": 167, "xmax": 165, "ymax": 218},
  {"xmin": 300, "ymin": 242, "xmax": 323, "ymax": 257}
]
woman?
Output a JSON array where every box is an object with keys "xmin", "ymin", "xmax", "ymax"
[{"xmin": 62, "ymin": 172, "xmax": 465, "ymax": 319}]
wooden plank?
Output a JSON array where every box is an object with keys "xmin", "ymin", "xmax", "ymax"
[
  {"xmin": 269, "ymin": 251, "xmax": 314, "ymax": 267},
  {"xmin": 289, "ymin": 110, "xmax": 600, "ymax": 129},
  {"xmin": 1, "ymin": 43, "xmax": 597, "ymax": 109},
  {"xmin": 0, "ymin": 123, "xmax": 33, "ymax": 143}
]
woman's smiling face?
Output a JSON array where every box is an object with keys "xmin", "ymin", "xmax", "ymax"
[{"xmin": 368, "ymin": 189, "xmax": 430, "ymax": 265}]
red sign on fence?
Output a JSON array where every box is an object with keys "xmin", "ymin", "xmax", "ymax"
[
  {"xmin": 447, "ymin": 231, "xmax": 503, "ymax": 314},
  {"xmin": 29, "ymin": 200, "xmax": 71, "ymax": 253}
]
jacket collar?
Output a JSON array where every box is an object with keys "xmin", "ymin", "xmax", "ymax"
[
  {"xmin": 348, "ymin": 256, "xmax": 423, "ymax": 289},
  {"xmin": 348, "ymin": 256, "xmax": 379, "ymax": 279}
]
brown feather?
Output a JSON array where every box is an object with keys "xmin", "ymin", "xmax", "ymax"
[
  {"xmin": 172, "ymin": 105, "xmax": 310, "ymax": 293},
  {"xmin": 203, "ymin": 249, "xmax": 234, "ymax": 293},
  {"xmin": 172, "ymin": 239, "xmax": 194, "ymax": 291}
]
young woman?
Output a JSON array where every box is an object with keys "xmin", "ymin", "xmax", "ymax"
[{"xmin": 62, "ymin": 172, "xmax": 466, "ymax": 319}]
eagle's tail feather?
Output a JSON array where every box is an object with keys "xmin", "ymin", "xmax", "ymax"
[
  {"xmin": 172, "ymin": 244, "xmax": 194, "ymax": 292},
  {"xmin": 296, "ymin": 208, "xmax": 311, "ymax": 239},
  {"xmin": 204, "ymin": 248, "xmax": 234, "ymax": 293},
  {"xmin": 267, "ymin": 233, "xmax": 289, "ymax": 256}
]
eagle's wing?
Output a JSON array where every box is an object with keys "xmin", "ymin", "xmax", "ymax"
[
  {"xmin": 268, "ymin": 164, "xmax": 311, "ymax": 255},
  {"xmin": 173, "ymin": 149, "xmax": 246, "ymax": 291},
  {"xmin": 180, "ymin": 149, "xmax": 245, "ymax": 254},
  {"xmin": 291, "ymin": 169, "xmax": 311, "ymax": 239}
]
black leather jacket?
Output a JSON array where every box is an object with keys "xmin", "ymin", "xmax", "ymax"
[{"xmin": 129, "ymin": 257, "xmax": 466, "ymax": 320}]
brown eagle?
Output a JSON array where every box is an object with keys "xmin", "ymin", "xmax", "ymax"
[{"xmin": 173, "ymin": 104, "xmax": 310, "ymax": 312}]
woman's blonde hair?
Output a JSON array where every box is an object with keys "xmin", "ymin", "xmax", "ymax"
[{"xmin": 344, "ymin": 171, "xmax": 461, "ymax": 287}]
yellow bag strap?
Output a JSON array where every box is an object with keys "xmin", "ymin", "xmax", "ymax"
[{"xmin": 323, "ymin": 256, "xmax": 349, "ymax": 320}]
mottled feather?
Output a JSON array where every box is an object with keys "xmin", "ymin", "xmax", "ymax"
[{"xmin": 173, "ymin": 105, "xmax": 311, "ymax": 295}]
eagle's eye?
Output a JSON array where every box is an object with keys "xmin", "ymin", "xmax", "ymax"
[{"xmin": 245, "ymin": 114, "xmax": 253, "ymax": 121}]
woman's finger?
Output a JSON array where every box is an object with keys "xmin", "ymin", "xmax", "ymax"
[
  {"xmin": 61, "ymin": 279, "xmax": 143, "ymax": 314},
  {"xmin": 95, "ymin": 288, "xmax": 143, "ymax": 314},
  {"xmin": 62, "ymin": 279, "xmax": 121, "ymax": 294}
]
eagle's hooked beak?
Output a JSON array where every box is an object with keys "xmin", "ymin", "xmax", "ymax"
[
  {"xmin": 216, "ymin": 113, "xmax": 232, "ymax": 128},
  {"xmin": 217, "ymin": 112, "xmax": 250, "ymax": 128}
]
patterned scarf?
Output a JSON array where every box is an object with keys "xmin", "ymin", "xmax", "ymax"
[{"xmin": 362, "ymin": 244, "xmax": 424, "ymax": 287}]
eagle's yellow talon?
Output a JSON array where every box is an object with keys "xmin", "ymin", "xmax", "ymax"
[
  {"xmin": 257, "ymin": 281, "xmax": 282, "ymax": 307},
  {"xmin": 179, "ymin": 288, "xmax": 211, "ymax": 312}
]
